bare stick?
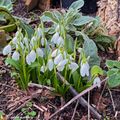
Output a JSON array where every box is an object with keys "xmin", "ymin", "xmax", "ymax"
[
  {"xmin": 71, "ymin": 100, "xmax": 79, "ymax": 120},
  {"xmin": 49, "ymin": 73, "xmax": 108, "ymax": 119},
  {"xmin": 28, "ymin": 83, "xmax": 55, "ymax": 91}
]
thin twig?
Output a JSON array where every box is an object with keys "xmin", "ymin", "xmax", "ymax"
[
  {"xmin": 88, "ymin": 91, "xmax": 90, "ymax": 120},
  {"xmin": 71, "ymin": 100, "xmax": 79, "ymax": 120},
  {"xmin": 97, "ymin": 79, "xmax": 107, "ymax": 109},
  {"xmin": 49, "ymin": 76, "xmax": 108, "ymax": 120},
  {"xmin": 107, "ymin": 87, "xmax": 116, "ymax": 112}
]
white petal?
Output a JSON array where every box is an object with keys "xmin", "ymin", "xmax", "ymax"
[
  {"xmin": 26, "ymin": 54, "xmax": 31, "ymax": 65},
  {"xmin": 29, "ymin": 50, "xmax": 36, "ymax": 63},
  {"xmin": 47, "ymin": 59, "xmax": 54, "ymax": 71},
  {"xmin": 57, "ymin": 59, "xmax": 68, "ymax": 71},
  {"xmin": 93, "ymin": 77, "xmax": 101, "ymax": 87},
  {"xmin": 12, "ymin": 51, "xmax": 20, "ymax": 61},
  {"xmin": 51, "ymin": 49, "xmax": 60, "ymax": 58},
  {"xmin": 80, "ymin": 62, "xmax": 90, "ymax": 77},
  {"xmin": 12, "ymin": 37, "xmax": 17, "ymax": 44},
  {"xmin": 54, "ymin": 53, "xmax": 63, "ymax": 65},
  {"xmin": 69, "ymin": 62, "xmax": 79, "ymax": 73},
  {"xmin": 40, "ymin": 65, "xmax": 45, "ymax": 73},
  {"xmin": 3, "ymin": 44, "xmax": 12, "ymax": 55},
  {"xmin": 20, "ymin": 42, "xmax": 24, "ymax": 50},
  {"xmin": 36, "ymin": 48, "xmax": 44, "ymax": 57},
  {"xmin": 57, "ymin": 36, "xmax": 64, "ymax": 46},
  {"xmin": 51, "ymin": 32, "xmax": 59, "ymax": 44}
]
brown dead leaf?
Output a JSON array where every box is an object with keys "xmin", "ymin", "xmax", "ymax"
[
  {"xmin": 92, "ymin": 91, "xmax": 108, "ymax": 112},
  {"xmin": 44, "ymin": 111, "xmax": 50, "ymax": 120}
]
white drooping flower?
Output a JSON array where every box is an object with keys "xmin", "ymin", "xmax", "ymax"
[
  {"xmin": 55, "ymin": 25, "xmax": 60, "ymax": 32},
  {"xmin": 12, "ymin": 51, "xmax": 20, "ymax": 61},
  {"xmin": 69, "ymin": 62, "xmax": 79, "ymax": 73},
  {"xmin": 51, "ymin": 49, "xmax": 60, "ymax": 58},
  {"xmin": 30, "ymin": 36, "xmax": 36, "ymax": 47},
  {"xmin": 36, "ymin": 48, "xmax": 44, "ymax": 58},
  {"xmin": 80, "ymin": 61, "xmax": 90, "ymax": 77},
  {"xmin": 54, "ymin": 53, "xmax": 63, "ymax": 65},
  {"xmin": 57, "ymin": 36, "xmax": 64, "ymax": 46},
  {"xmin": 12, "ymin": 37, "xmax": 17, "ymax": 44},
  {"xmin": 51, "ymin": 32, "xmax": 59, "ymax": 44},
  {"xmin": 57, "ymin": 59, "xmax": 68, "ymax": 71},
  {"xmin": 3, "ymin": 44, "xmax": 12, "ymax": 55},
  {"xmin": 93, "ymin": 77, "xmax": 101, "ymax": 88},
  {"xmin": 40, "ymin": 65, "xmax": 46, "ymax": 73},
  {"xmin": 47, "ymin": 59, "xmax": 54, "ymax": 71},
  {"xmin": 37, "ymin": 28, "xmax": 42, "ymax": 38},
  {"xmin": 26, "ymin": 50, "xmax": 36, "ymax": 65}
]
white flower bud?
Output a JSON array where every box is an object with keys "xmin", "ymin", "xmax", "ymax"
[
  {"xmin": 54, "ymin": 53, "xmax": 63, "ymax": 65},
  {"xmin": 3, "ymin": 44, "xmax": 12, "ymax": 55},
  {"xmin": 20, "ymin": 42, "xmax": 24, "ymax": 50},
  {"xmin": 51, "ymin": 32, "xmax": 59, "ymax": 44},
  {"xmin": 47, "ymin": 59, "xmax": 54, "ymax": 71},
  {"xmin": 69, "ymin": 62, "xmax": 79, "ymax": 73},
  {"xmin": 26, "ymin": 50, "xmax": 36, "ymax": 65},
  {"xmin": 57, "ymin": 59, "xmax": 68, "ymax": 71},
  {"xmin": 40, "ymin": 65, "xmax": 46, "ymax": 73},
  {"xmin": 41, "ymin": 37, "xmax": 45, "ymax": 46},
  {"xmin": 36, "ymin": 48, "xmax": 44, "ymax": 58},
  {"xmin": 51, "ymin": 49, "xmax": 60, "ymax": 58},
  {"xmin": 80, "ymin": 62, "xmax": 90, "ymax": 77},
  {"xmin": 37, "ymin": 28, "xmax": 42, "ymax": 38},
  {"xmin": 57, "ymin": 36, "xmax": 64, "ymax": 46},
  {"xmin": 12, "ymin": 51, "xmax": 20, "ymax": 61},
  {"xmin": 12, "ymin": 37, "xmax": 17, "ymax": 44},
  {"xmin": 93, "ymin": 77, "xmax": 101, "ymax": 88}
]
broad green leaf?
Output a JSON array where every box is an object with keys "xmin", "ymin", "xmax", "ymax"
[
  {"xmin": 18, "ymin": 20, "xmax": 34, "ymax": 39},
  {"xmin": 69, "ymin": 0, "xmax": 84, "ymax": 10},
  {"xmin": 53, "ymin": 11, "xmax": 62, "ymax": 21},
  {"xmin": 5, "ymin": 58, "xmax": 21, "ymax": 71},
  {"xmin": 65, "ymin": 34, "xmax": 74, "ymax": 53},
  {"xmin": 43, "ymin": 11, "xmax": 58, "ymax": 23},
  {"xmin": 73, "ymin": 16, "xmax": 94, "ymax": 26},
  {"xmin": 83, "ymin": 34, "xmax": 100, "ymax": 66},
  {"xmin": 0, "ymin": 0, "xmax": 13, "ymax": 11},
  {"xmin": 91, "ymin": 65, "xmax": 103, "ymax": 77},
  {"xmin": 28, "ymin": 111, "xmax": 36, "ymax": 117},
  {"xmin": 107, "ymin": 68, "xmax": 119, "ymax": 76}
]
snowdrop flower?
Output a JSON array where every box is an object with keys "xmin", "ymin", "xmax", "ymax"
[
  {"xmin": 69, "ymin": 62, "xmax": 79, "ymax": 73},
  {"xmin": 57, "ymin": 59, "xmax": 68, "ymax": 71},
  {"xmin": 12, "ymin": 51, "xmax": 20, "ymax": 61},
  {"xmin": 57, "ymin": 36, "xmax": 64, "ymax": 46},
  {"xmin": 47, "ymin": 59, "xmax": 54, "ymax": 71},
  {"xmin": 23, "ymin": 37, "xmax": 29, "ymax": 49},
  {"xmin": 36, "ymin": 48, "xmax": 44, "ymax": 58},
  {"xmin": 26, "ymin": 50, "xmax": 36, "ymax": 65},
  {"xmin": 51, "ymin": 49, "xmax": 60, "ymax": 58},
  {"xmin": 3, "ymin": 44, "xmax": 12, "ymax": 55},
  {"xmin": 30, "ymin": 36, "xmax": 36, "ymax": 47},
  {"xmin": 51, "ymin": 32, "xmax": 59, "ymax": 44},
  {"xmin": 80, "ymin": 61, "xmax": 90, "ymax": 77},
  {"xmin": 93, "ymin": 77, "xmax": 101, "ymax": 88},
  {"xmin": 37, "ymin": 28, "xmax": 42, "ymax": 38},
  {"xmin": 54, "ymin": 53, "xmax": 63, "ymax": 65},
  {"xmin": 55, "ymin": 25, "xmax": 60, "ymax": 32},
  {"xmin": 12, "ymin": 37, "xmax": 17, "ymax": 44},
  {"xmin": 40, "ymin": 65, "xmax": 46, "ymax": 73}
]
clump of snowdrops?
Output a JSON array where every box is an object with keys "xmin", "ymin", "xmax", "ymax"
[{"xmin": 3, "ymin": 22, "xmax": 103, "ymax": 95}]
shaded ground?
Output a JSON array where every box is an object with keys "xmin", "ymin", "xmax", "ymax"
[{"xmin": 0, "ymin": 0, "xmax": 120, "ymax": 120}]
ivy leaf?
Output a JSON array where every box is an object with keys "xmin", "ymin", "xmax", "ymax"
[
  {"xmin": 73, "ymin": 16, "xmax": 94, "ymax": 26},
  {"xmin": 69, "ymin": 0, "xmax": 84, "ymax": 10}
]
